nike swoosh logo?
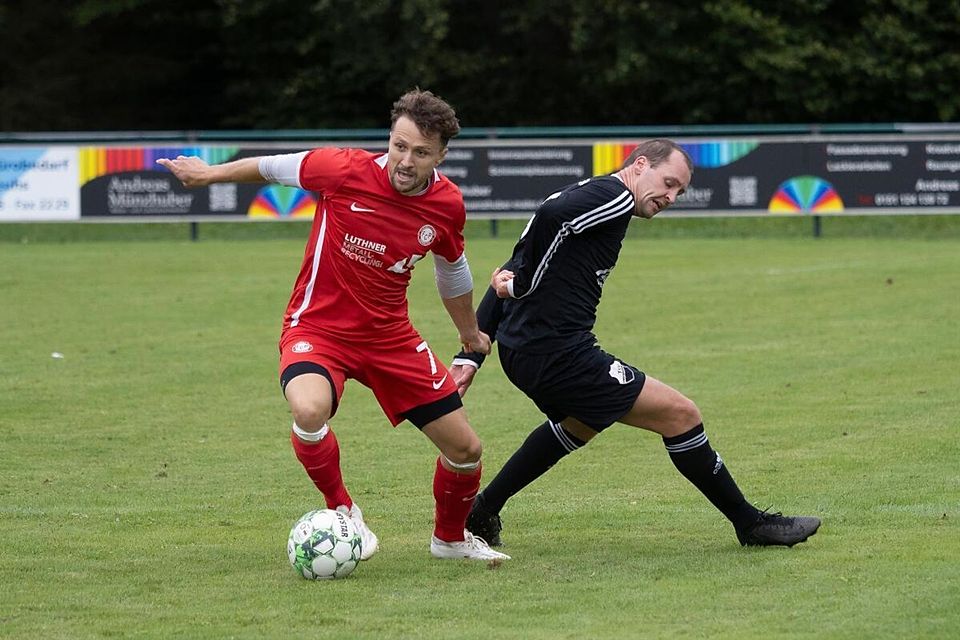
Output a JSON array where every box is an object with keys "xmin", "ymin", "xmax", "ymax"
[
  {"xmin": 350, "ymin": 202, "xmax": 376, "ymax": 212},
  {"xmin": 432, "ymin": 374, "xmax": 448, "ymax": 390}
]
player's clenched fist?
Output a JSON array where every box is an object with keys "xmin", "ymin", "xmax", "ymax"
[
  {"xmin": 491, "ymin": 268, "xmax": 515, "ymax": 299},
  {"xmin": 460, "ymin": 330, "xmax": 491, "ymax": 355}
]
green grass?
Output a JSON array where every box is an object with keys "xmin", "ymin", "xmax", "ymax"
[
  {"xmin": 2, "ymin": 211, "xmax": 960, "ymax": 245},
  {"xmin": 1, "ymin": 233, "xmax": 958, "ymax": 639}
]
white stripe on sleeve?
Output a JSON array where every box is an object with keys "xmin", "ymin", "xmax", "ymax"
[{"xmin": 516, "ymin": 189, "xmax": 634, "ymax": 298}]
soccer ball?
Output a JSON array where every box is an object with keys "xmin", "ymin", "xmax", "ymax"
[{"xmin": 287, "ymin": 509, "xmax": 363, "ymax": 580}]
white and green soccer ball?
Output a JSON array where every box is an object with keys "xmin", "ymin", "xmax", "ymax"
[{"xmin": 287, "ymin": 509, "xmax": 363, "ymax": 580}]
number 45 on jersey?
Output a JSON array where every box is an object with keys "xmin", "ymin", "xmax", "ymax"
[{"xmin": 388, "ymin": 253, "xmax": 424, "ymax": 274}]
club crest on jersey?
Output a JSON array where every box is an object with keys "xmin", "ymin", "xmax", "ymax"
[
  {"xmin": 291, "ymin": 341, "xmax": 314, "ymax": 353},
  {"xmin": 417, "ymin": 224, "xmax": 437, "ymax": 246},
  {"xmin": 608, "ymin": 360, "xmax": 635, "ymax": 385}
]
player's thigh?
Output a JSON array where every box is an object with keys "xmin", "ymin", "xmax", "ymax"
[
  {"xmin": 284, "ymin": 373, "xmax": 336, "ymax": 429},
  {"xmin": 618, "ymin": 376, "xmax": 701, "ymax": 437},
  {"xmin": 501, "ymin": 344, "xmax": 644, "ymax": 433},
  {"xmin": 421, "ymin": 407, "xmax": 482, "ymax": 465},
  {"xmin": 279, "ymin": 332, "xmax": 350, "ymax": 429},
  {"xmin": 365, "ymin": 335, "xmax": 461, "ymax": 427}
]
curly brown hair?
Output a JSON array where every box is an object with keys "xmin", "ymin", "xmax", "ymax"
[{"xmin": 390, "ymin": 89, "xmax": 461, "ymax": 147}]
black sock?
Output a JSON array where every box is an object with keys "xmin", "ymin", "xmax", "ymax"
[
  {"xmin": 663, "ymin": 424, "xmax": 760, "ymax": 530},
  {"xmin": 480, "ymin": 420, "xmax": 586, "ymax": 514}
]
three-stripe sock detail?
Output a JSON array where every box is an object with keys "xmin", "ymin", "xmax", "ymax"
[{"xmin": 663, "ymin": 423, "xmax": 760, "ymax": 530}]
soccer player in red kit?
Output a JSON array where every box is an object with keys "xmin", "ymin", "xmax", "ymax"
[{"xmin": 158, "ymin": 90, "xmax": 509, "ymax": 562}]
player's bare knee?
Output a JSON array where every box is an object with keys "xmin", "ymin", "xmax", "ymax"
[
  {"xmin": 673, "ymin": 396, "xmax": 702, "ymax": 431},
  {"xmin": 289, "ymin": 401, "xmax": 330, "ymax": 432},
  {"xmin": 444, "ymin": 439, "xmax": 483, "ymax": 466}
]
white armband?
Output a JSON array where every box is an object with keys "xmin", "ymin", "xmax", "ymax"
[
  {"xmin": 258, "ymin": 151, "xmax": 308, "ymax": 188},
  {"xmin": 434, "ymin": 253, "xmax": 474, "ymax": 299}
]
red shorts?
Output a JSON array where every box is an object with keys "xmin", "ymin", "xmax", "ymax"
[{"xmin": 278, "ymin": 329, "xmax": 460, "ymax": 426}]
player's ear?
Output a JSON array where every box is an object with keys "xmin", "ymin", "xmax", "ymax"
[
  {"xmin": 436, "ymin": 146, "xmax": 448, "ymax": 166},
  {"xmin": 633, "ymin": 155, "xmax": 648, "ymax": 172}
]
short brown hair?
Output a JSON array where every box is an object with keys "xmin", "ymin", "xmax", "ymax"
[
  {"xmin": 390, "ymin": 89, "xmax": 461, "ymax": 147},
  {"xmin": 620, "ymin": 139, "xmax": 693, "ymax": 174}
]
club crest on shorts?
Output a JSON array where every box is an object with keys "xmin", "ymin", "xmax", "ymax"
[
  {"xmin": 608, "ymin": 360, "xmax": 635, "ymax": 385},
  {"xmin": 417, "ymin": 224, "xmax": 437, "ymax": 246},
  {"xmin": 291, "ymin": 341, "xmax": 314, "ymax": 353}
]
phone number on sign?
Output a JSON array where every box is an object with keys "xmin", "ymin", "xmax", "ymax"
[
  {"xmin": 0, "ymin": 198, "xmax": 72, "ymax": 211},
  {"xmin": 874, "ymin": 193, "xmax": 950, "ymax": 206}
]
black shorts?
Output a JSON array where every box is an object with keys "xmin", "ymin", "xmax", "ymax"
[{"xmin": 498, "ymin": 343, "xmax": 646, "ymax": 431}]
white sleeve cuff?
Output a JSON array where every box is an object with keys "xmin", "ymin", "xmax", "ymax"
[
  {"xmin": 258, "ymin": 151, "xmax": 308, "ymax": 188},
  {"xmin": 451, "ymin": 357, "xmax": 479, "ymax": 369},
  {"xmin": 506, "ymin": 278, "xmax": 516, "ymax": 298}
]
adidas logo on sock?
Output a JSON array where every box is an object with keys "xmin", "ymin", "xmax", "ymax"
[{"xmin": 713, "ymin": 453, "xmax": 724, "ymax": 475}]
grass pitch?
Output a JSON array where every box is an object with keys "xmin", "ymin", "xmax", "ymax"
[{"xmin": 1, "ymin": 233, "xmax": 958, "ymax": 639}]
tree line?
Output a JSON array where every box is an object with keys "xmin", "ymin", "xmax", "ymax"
[{"xmin": 2, "ymin": 0, "xmax": 958, "ymax": 132}]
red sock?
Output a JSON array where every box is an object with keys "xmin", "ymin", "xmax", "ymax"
[
  {"xmin": 432, "ymin": 457, "xmax": 481, "ymax": 542},
  {"xmin": 290, "ymin": 428, "xmax": 352, "ymax": 510}
]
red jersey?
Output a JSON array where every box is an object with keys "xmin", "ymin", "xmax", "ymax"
[{"xmin": 282, "ymin": 148, "xmax": 466, "ymax": 343}]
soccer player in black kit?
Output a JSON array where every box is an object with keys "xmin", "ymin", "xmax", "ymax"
[{"xmin": 451, "ymin": 139, "xmax": 820, "ymax": 549}]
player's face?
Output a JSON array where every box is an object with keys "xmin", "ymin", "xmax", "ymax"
[
  {"xmin": 631, "ymin": 150, "xmax": 691, "ymax": 218},
  {"xmin": 387, "ymin": 116, "xmax": 448, "ymax": 195}
]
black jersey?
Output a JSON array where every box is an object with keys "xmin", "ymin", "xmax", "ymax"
[{"xmin": 495, "ymin": 175, "xmax": 635, "ymax": 354}]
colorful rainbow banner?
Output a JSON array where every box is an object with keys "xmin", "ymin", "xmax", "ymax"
[
  {"xmin": 593, "ymin": 140, "xmax": 759, "ymax": 174},
  {"xmin": 247, "ymin": 184, "xmax": 317, "ymax": 218},
  {"xmin": 682, "ymin": 141, "xmax": 759, "ymax": 168},
  {"xmin": 768, "ymin": 176, "xmax": 844, "ymax": 213},
  {"xmin": 78, "ymin": 146, "xmax": 239, "ymax": 185}
]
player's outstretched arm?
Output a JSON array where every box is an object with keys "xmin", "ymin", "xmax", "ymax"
[{"xmin": 156, "ymin": 155, "xmax": 266, "ymax": 188}]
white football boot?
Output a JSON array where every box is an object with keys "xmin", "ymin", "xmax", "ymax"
[
  {"xmin": 430, "ymin": 530, "xmax": 511, "ymax": 560},
  {"xmin": 337, "ymin": 503, "xmax": 379, "ymax": 560}
]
